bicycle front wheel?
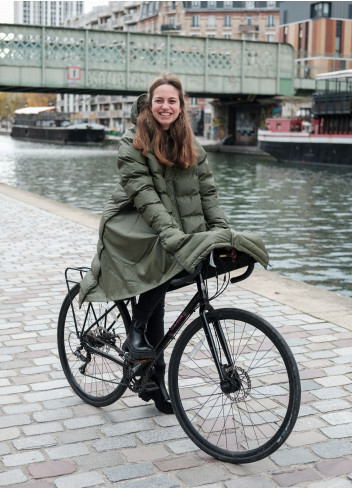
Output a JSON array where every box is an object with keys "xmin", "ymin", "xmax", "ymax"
[
  {"xmin": 169, "ymin": 308, "xmax": 301, "ymax": 464},
  {"xmin": 57, "ymin": 284, "xmax": 131, "ymax": 407}
]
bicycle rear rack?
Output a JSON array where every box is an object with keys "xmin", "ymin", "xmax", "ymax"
[{"xmin": 64, "ymin": 267, "xmax": 90, "ymax": 296}]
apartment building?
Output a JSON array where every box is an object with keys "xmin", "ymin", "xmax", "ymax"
[
  {"xmin": 279, "ymin": 1, "xmax": 352, "ymax": 78},
  {"xmin": 14, "ymin": 0, "xmax": 83, "ymax": 26}
]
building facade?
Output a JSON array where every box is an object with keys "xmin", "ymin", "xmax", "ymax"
[
  {"xmin": 279, "ymin": 1, "xmax": 352, "ymax": 78},
  {"xmin": 14, "ymin": 0, "xmax": 83, "ymax": 26}
]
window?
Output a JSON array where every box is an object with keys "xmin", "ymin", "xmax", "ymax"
[
  {"xmin": 267, "ymin": 34, "xmax": 275, "ymax": 42},
  {"xmin": 224, "ymin": 14, "xmax": 231, "ymax": 27},
  {"xmin": 247, "ymin": 14, "xmax": 252, "ymax": 25},
  {"xmin": 335, "ymin": 20, "xmax": 342, "ymax": 53},
  {"xmin": 224, "ymin": 34, "xmax": 231, "ymax": 39},
  {"xmin": 192, "ymin": 14, "xmax": 200, "ymax": 27},
  {"xmin": 208, "ymin": 14, "xmax": 215, "ymax": 28},
  {"xmin": 311, "ymin": 2, "xmax": 331, "ymax": 19},
  {"xmin": 192, "ymin": 1, "xmax": 200, "ymax": 7},
  {"xmin": 267, "ymin": 14, "xmax": 274, "ymax": 27}
]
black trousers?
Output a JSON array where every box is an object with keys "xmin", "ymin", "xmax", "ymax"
[{"xmin": 132, "ymin": 280, "xmax": 171, "ymax": 367}]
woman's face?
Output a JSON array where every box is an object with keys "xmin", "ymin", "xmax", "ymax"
[{"xmin": 150, "ymin": 84, "xmax": 182, "ymax": 130}]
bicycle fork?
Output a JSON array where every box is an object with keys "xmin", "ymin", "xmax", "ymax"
[{"xmin": 196, "ymin": 273, "xmax": 242, "ymax": 393}]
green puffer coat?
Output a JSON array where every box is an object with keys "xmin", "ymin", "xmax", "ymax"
[{"xmin": 79, "ymin": 96, "xmax": 269, "ymax": 304}]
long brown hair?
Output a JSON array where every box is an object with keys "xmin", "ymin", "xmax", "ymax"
[{"xmin": 133, "ymin": 72, "xmax": 197, "ymax": 168}]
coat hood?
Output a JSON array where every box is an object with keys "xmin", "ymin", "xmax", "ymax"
[{"xmin": 130, "ymin": 93, "xmax": 148, "ymax": 125}]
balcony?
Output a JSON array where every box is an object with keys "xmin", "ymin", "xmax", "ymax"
[
  {"xmin": 112, "ymin": 17, "xmax": 124, "ymax": 28},
  {"xmin": 239, "ymin": 24, "xmax": 259, "ymax": 33},
  {"xmin": 124, "ymin": 13, "xmax": 140, "ymax": 24},
  {"xmin": 161, "ymin": 23, "xmax": 182, "ymax": 32}
]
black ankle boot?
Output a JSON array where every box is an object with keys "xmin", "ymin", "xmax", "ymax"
[
  {"xmin": 139, "ymin": 365, "xmax": 174, "ymax": 415},
  {"xmin": 124, "ymin": 319, "xmax": 156, "ymax": 360}
]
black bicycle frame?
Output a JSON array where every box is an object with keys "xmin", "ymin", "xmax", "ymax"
[{"xmin": 73, "ymin": 268, "xmax": 237, "ymax": 380}]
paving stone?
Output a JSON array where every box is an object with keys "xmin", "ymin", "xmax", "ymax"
[
  {"xmin": 124, "ymin": 445, "xmax": 170, "ymax": 463},
  {"xmin": 0, "ymin": 469, "xmax": 27, "ymax": 486},
  {"xmin": 0, "ymin": 441, "xmax": 11, "ymax": 456},
  {"xmin": 3, "ymin": 403, "xmax": 43, "ymax": 415},
  {"xmin": 45, "ymin": 442, "xmax": 89, "ymax": 460},
  {"xmin": 307, "ymin": 478, "xmax": 352, "ymax": 488},
  {"xmin": 0, "ymin": 413, "xmax": 31, "ymax": 428},
  {"xmin": 137, "ymin": 425, "xmax": 185, "ymax": 444},
  {"xmin": 75, "ymin": 450, "xmax": 124, "ymax": 470},
  {"xmin": 93, "ymin": 435, "xmax": 136, "ymax": 452},
  {"xmin": 3, "ymin": 450, "xmax": 45, "ymax": 467},
  {"xmin": 23, "ymin": 421, "xmax": 64, "ymax": 436},
  {"xmin": 0, "ymin": 426, "xmax": 21, "ymax": 442},
  {"xmin": 286, "ymin": 430, "xmax": 327, "ymax": 447},
  {"xmin": 56, "ymin": 428, "xmax": 101, "ymax": 445},
  {"xmin": 54, "ymin": 471, "xmax": 104, "ymax": 488},
  {"xmin": 316, "ymin": 457, "xmax": 352, "ymax": 477},
  {"xmin": 33, "ymin": 408, "xmax": 73, "ymax": 422},
  {"xmin": 13, "ymin": 434, "xmax": 57, "ymax": 450},
  {"xmin": 224, "ymin": 475, "xmax": 274, "ymax": 487},
  {"xmin": 313, "ymin": 387, "xmax": 348, "ymax": 400},
  {"xmin": 101, "ymin": 419, "xmax": 155, "ymax": 437},
  {"xmin": 113, "ymin": 476, "xmax": 180, "ymax": 488},
  {"xmin": 175, "ymin": 464, "xmax": 231, "ymax": 486},
  {"xmin": 315, "ymin": 375, "xmax": 351, "ymax": 387},
  {"xmin": 153, "ymin": 455, "xmax": 203, "ymax": 472},
  {"xmin": 321, "ymin": 424, "xmax": 352, "ymax": 439},
  {"xmin": 321, "ymin": 411, "xmax": 352, "ymax": 425},
  {"xmin": 63, "ymin": 414, "xmax": 106, "ymax": 429},
  {"xmin": 311, "ymin": 440, "xmax": 352, "ymax": 458},
  {"xmin": 104, "ymin": 462, "xmax": 155, "ymax": 482},
  {"xmin": 312, "ymin": 399, "xmax": 352, "ymax": 413},
  {"xmin": 272, "ymin": 468, "xmax": 323, "ymax": 487},
  {"xmin": 225, "ymin": 457, "xmax": 277, "ymax": 476},
  {"xmin": 29, "ymin": 460, "xmax": 77, "ymax": 479},
  {"xmin": 166, "ymin": 438, "xmax": 199, "ymax": 454},
  {"xmin": 11, "ymin": 480, "xmax": 55, "ymax": 488},
  {"xmin": 270, "ymin": 447, "xmax": 319, "ymax": 466}
]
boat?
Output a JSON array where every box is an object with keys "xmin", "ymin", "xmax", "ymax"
[
  {"xmin": 11, "ymin": 107, "xmax": 105, "ymax": 145},
  {"xmin": 258, "ymin": 70, "xmax": 352, "ymax": 165}
]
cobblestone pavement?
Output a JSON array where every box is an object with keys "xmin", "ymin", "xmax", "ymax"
[{"xmin": 1, "ymin": 188, "xmax": 352, "ymax": 488}]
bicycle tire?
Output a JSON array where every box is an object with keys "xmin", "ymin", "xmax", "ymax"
[
  {"xmin": 169, "ymin": 308, "xmax": 301, "ymax": 464},
  {"xmin": 57, "ymin": 283, "xmax": 131, "ymax": 407}
]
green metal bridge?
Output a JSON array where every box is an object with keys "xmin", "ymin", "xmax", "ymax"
[{"xmin": 0, "ymin": 23, "xmax": 298, "ymax": 97}]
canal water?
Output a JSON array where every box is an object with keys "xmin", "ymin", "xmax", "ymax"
[{"xmin": 1, "ymin": 134, "xmax": 351, "ymax": 298}]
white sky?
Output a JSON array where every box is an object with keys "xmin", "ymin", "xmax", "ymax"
[{"xmin": 0, "ymin": 0, "xmax": 110, "ymax": 24}]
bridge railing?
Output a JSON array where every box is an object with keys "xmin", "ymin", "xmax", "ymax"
[{"xmin": 0, "ymin": 24, "xmax": 295, "ymax": 96}]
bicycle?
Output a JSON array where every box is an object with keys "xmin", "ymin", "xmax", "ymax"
[{"xmin": 57, "ymin": 250, "xmax": 301, "ymax": 464}]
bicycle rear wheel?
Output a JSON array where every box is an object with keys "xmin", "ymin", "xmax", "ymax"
[
  {"xmin": 57, "ymin": 284, "xmax": 131, "ymax": 407},
  {"xmin": 169, "ymin": 308, "xmax": 301, "ymax": 464}
]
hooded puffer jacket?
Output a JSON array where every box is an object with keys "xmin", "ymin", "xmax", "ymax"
[{"xmin": 79, "ymin": 95, "xmax": 269, "ymax": 304}]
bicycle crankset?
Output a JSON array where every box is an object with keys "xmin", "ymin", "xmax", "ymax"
[{"xmin": 123, "ymin": 362, "xmax": 158, "ymax": 394}]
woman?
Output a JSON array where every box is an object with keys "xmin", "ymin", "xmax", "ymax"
[{"xmin": 80, "ymin": 72, "xmax": 269, "ymax": 414}]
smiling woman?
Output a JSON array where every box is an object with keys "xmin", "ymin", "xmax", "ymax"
[
  {"xmin": 150, "ymin": 85, "xmax": 182, "ymax": 130},
  {"xmin": 79, "ymin": 71, "xmax": 269, "ymax": 414}
]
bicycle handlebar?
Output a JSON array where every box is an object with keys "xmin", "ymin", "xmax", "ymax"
[{"xmin": 170, "ymin": 250, "xmax": 255, "ymax": 288}]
